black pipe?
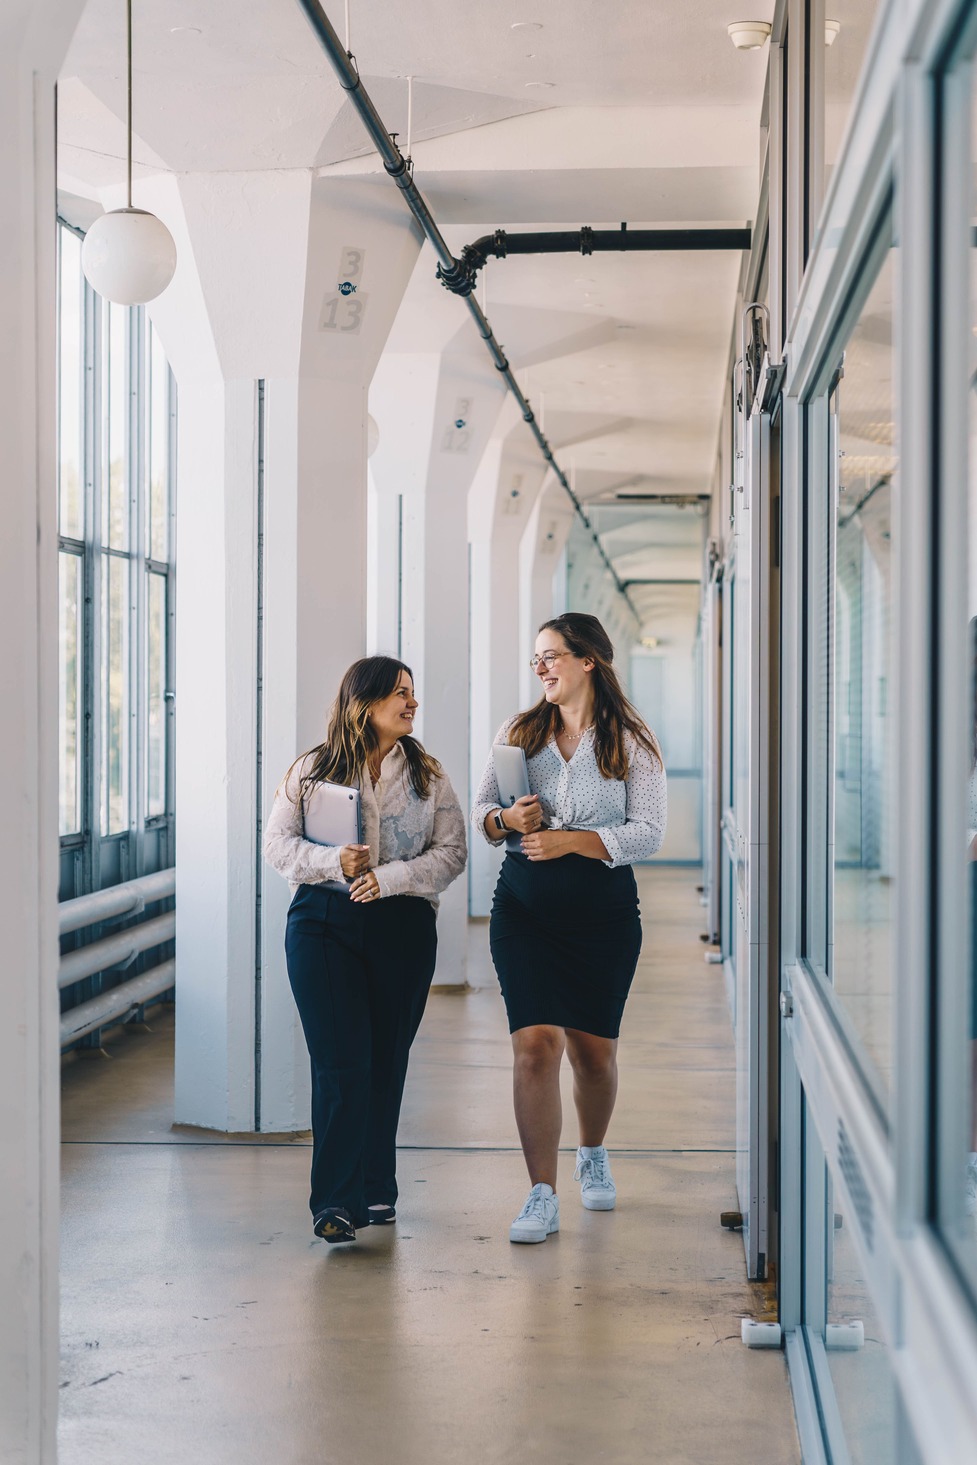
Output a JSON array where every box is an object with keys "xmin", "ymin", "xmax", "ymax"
[
  {"xmin": 460, "ymin": 226, "xmax": 752, "ymax": 280},
  {"xmin": 295, "ymin": 0, "xmax": 655, "ymax": 619}
]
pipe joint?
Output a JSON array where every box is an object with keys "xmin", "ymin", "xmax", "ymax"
[
  {"xmin": 436, "ymin": 258, "xmax": 475, "ymax": 296},
  {"xmin": 580, "ymin": 226, "xmax": 593, "ymax": 256}
]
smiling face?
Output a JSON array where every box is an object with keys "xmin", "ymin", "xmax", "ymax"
[
  {"xmin": 368, "ymin": 670, "xmax": 418, "ymax": 748},
  {"xmin": 533, "ymin": 629, "xmax": 594, "ymax": 708}
]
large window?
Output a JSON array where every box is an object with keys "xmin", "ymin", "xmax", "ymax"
[
  {"xmin": 57, "ymin": 221, "xmax": 176, "ymax": 896},
  {"xmin": 804, "ymin": 238, "xmax": 897, "ymax": 1116}
]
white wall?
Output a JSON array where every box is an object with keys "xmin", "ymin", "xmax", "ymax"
[{"xmin": 1, "ymin": 6, "xmax": 88, "ymax": 1458}]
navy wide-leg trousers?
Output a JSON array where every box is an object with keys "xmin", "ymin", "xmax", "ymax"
[{"xmin": 284, "ymin": 883, "xmax": 437, "ymax": 1220}]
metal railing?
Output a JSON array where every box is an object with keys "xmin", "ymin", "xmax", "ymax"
[{"xmin": 59, "ymin": 869, "xmax": 176, "ymax": 1048}]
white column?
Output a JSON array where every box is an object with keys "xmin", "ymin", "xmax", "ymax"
[
  {"xmin": 1, "ymin": 6, "xmax": 87, "ymax": 1458},
  {"xmin": 468, "ymin": 410, "xmax": 550, "ymax": 914},
  {"xmin": 143, "ymin": 172, "xmax": 422, "ymax": 1130},
  {"xmin": 520, "ymin": 482, "xmax": 577, "ymax": 706},
  {"xmin": 371, "ymin": 347, "xmax": 507, "ymax": 982},
  {"xmin": 170, "ymin": 376, "xmax": 262, "ymax": 1129}
]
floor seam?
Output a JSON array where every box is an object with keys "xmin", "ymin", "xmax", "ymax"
[{"xmin": 60, "ymin": 1140, "xmax": 738, "ymax": 1153}]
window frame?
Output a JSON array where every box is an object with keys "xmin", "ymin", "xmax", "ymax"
[{"xmin": 56, "ymin": 218, "xmax": 177, "ymax": 903}]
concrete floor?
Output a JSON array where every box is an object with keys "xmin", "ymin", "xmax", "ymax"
[{"xmin": 59, "ymin": 867, "xmax": 801, "ymax": 1465}]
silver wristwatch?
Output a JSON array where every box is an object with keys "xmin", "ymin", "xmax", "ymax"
[{"xmin": 493, "ymin": 809, "xmax": 508, "ymax": 834}]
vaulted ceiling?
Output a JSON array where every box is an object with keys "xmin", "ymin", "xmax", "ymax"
[{"xmin": 56, "ymin": 1, "xmax": 875, "ymax": 633}]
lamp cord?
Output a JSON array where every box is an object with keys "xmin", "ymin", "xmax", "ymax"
[{"xmin": 126, "ymin": 0, "xmax": 132, "ymax": 208}]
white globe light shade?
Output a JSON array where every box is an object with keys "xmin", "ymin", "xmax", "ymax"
[
  {"xmin": 81, "ymin": 208, "xmax": 177, "ymax": 306},
  {"xmin": 366, "ymin": 414, "xmax": 380, "ymax": 458}
]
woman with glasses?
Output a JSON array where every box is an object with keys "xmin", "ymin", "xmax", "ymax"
[
  {"xmin": 472, "ymin": 613, "xmax": 666, "ymax": 1244},
  {"xmin": 264, "ymin": 657, "xmax": 467, "ymax": 1245}
]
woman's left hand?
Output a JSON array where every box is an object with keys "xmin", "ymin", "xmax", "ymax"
[
  {"xmin": 349, "ymin": 870, "xmax": 382, "ymax": 904},
  {"xmin": 520, "ymin": 830, "xmax": 576, "ymax": 862}
]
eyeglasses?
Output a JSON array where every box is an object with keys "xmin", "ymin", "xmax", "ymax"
[{"xmin": 529, "ymin": 651, "xmax": 572, "ymax": 672}]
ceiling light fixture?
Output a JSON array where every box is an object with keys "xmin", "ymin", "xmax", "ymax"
[
  {"xmin": 82, "ymin": 0, "xmax": 177, "ymax": 305},
  {"xmin": 727, "ymin": 21, "xmax": 771, "ymax": 49},
  {"xmin": 511, "ymin": 21, "xmax": 544, "ymax": 30},
  {"xmin": 524, "ymin": 80, "xmax": 555, "ymax": 88},
  {"xmin": 825, "ymin": 19, "xmax": 841, "ymax": 45}
]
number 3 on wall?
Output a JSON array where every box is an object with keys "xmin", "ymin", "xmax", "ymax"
[{"xmin": 320, "ymin": 244, "xmax": 368, "ymax": 333}]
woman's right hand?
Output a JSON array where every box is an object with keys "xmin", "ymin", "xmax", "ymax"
[
  {"xmin": 503, "ymin": 794, "xmax": 545, "ymax": 834},
  {"xmin": 339, "ymin": 844, "xmax": 371, "ymax": 880}
]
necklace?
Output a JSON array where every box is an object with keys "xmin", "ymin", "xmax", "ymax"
[{"xmin": 559, "ymin": 722, "xmax": 593, "ymax": 742}]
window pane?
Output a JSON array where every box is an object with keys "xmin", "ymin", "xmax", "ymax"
[
  {"xmin": 104, "ymin": 303, "xmax": 128, "ymax": 551},
  {"xmin": 824, "ymin": 1165, "xmax": 897, "ymax": 1464},
  {"xmin": 962, "ymin": 76, "xmax": 977, "ymax": 1261},
  {"xmin": 59, "ymin": 551, "xmax": 83, "ymax": 835},
  {"xmin": 830, "ymin": 247, "xmax": 897, "ymax": 1102},
  {"xmin": 102, "ymin": 554, "xmax": 129, "ymax": 834},
  {"xmin": 58, "ymin": 229, "xmax": 84, "ymax": 540},
  {"xmin": 824, "ymin": 3, "xmax": 883, "ymax": 181},
  {"xmin": 147, "ymin": 571, "xmax": 167, "ymax": 818},
  {"xmin": 149, "ymin": 327, "xmax": 169, "ymax": 562}
]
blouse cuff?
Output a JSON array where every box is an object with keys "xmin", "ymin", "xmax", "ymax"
[
  {"xmin": 593, "ymin": 826, "xmax": 623, "ymax": 868},
  {"xmin": 374, "ymin": 862, "xmax": 406, "ymax": 900}
]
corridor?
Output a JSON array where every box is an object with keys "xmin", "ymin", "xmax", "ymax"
[{"xmin": 58, "ymin": 868, "xmax": 800, "ymax": 1465}]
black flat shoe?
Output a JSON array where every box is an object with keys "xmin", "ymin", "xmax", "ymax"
[
  {"xmin": 313, "ymin": 1207, "xmax": 357, "ymax": 1243},
  {"xmin": 366, "ymin": 1204, "xmax": 396, "ymax": 1225}
]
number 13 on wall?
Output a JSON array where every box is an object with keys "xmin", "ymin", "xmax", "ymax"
[{"xmin": 319, "ymin": 246, "xmax": 369, "ymax": 334}]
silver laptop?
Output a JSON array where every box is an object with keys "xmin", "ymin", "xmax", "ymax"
[
  {"xmin": 303, "ymin": 781, "xmax": 363, "ymax": 889},
  {"xmin": 492, "ymin": 744, "xmax": 536, "ymax": 852}
]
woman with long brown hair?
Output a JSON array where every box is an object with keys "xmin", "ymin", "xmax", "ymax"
[
  {"xmin": 471, "ymin": 613, "xmax": 666, "ymax": 1244},
  {"xmin": 265, "ymin": 656, "xmax": 466, "ymax": 1244}
]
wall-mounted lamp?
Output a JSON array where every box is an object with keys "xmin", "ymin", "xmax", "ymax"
[
  {"xmin": 82, "ymin": 0, "xmax": 176, "ymax": 305},
  {"xmin": 825, "ymin": 19, "xmax": 841, "ymax": 45}
]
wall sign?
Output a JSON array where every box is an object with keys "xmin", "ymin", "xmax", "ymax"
[
  {"xmin": 320, "ymin": 246, "xmax": 368, "ymax": 334},
  {"xmin": 441, "ymin": 396, "xmax": 473, "ymax": 453}
]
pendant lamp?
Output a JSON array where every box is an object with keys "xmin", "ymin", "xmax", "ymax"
[{"xmin": 82, "ymin": 0, "xmax": 176, "ymax": 305}]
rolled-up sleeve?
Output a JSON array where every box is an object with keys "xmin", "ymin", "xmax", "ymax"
[
  {"xmin": 594, "ymin": 742, "xmax": 667, "ymax": 867},
  {"xmin": 374, "ymin": 776, "xmax": 468, "ymax": 901},
  {"xmin": 263, "ymin": 761, "xmax": 346, "ymax": 887},
  {"xmin": 470, "ymin": 719, "xmax": 517, "ymax": 845}
]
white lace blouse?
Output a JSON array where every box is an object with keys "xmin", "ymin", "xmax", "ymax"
[
  {"xmin": 263, "ymin": 742, "xmax": 467, "ymax": 909},
  {"xmin": 471, "ymin": 716, "xmax": 667, "ymax": 868}
]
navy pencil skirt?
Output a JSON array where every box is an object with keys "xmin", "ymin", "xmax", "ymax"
[{"xmin": 489, "ymin": 851, "xmax": 642, "ymax": 1039}]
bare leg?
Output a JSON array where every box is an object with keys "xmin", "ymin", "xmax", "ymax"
[
  {"xmin": 512, "ymin": 1026, "xmax": 566, "ymax": 1190},
  {"xmin": 565, "ymin": 1030, "xmax": 619, "ymax": 1147}
]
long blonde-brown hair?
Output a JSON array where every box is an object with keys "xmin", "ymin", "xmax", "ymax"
[
  {"xmin": 289, "ymin": 656, "xmax": 442, "ymax": 804},
  {"xmin": 509, "ymin": 613, "xmax": 662, "ymax": 781}
]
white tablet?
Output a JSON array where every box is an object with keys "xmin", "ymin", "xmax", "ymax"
[{"xmin": 303, "ymin": 780, "xmax": 363, "ymax": 847}]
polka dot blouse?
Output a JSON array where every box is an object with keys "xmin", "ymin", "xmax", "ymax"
[{"xmin": 471, "ymin": 716, "xmax": 667, "ymax": 867}]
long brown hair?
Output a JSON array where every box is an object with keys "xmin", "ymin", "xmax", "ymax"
[
  {"xmin": 288, "ymin": 657, "xmax": 442, "ymax": 803},
  {"xmin": 509, "ymin": 613, "xmax": 662, "ymax": 781}
]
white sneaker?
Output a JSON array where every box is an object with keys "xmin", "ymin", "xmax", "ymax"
[
  {"xmin": 509, "ymin": 1183, "xmax": 560, "ymax": 1244},
  {"xmin": 574, "ymin": 1146, "xmax": 617, "ymax": 1211}
]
